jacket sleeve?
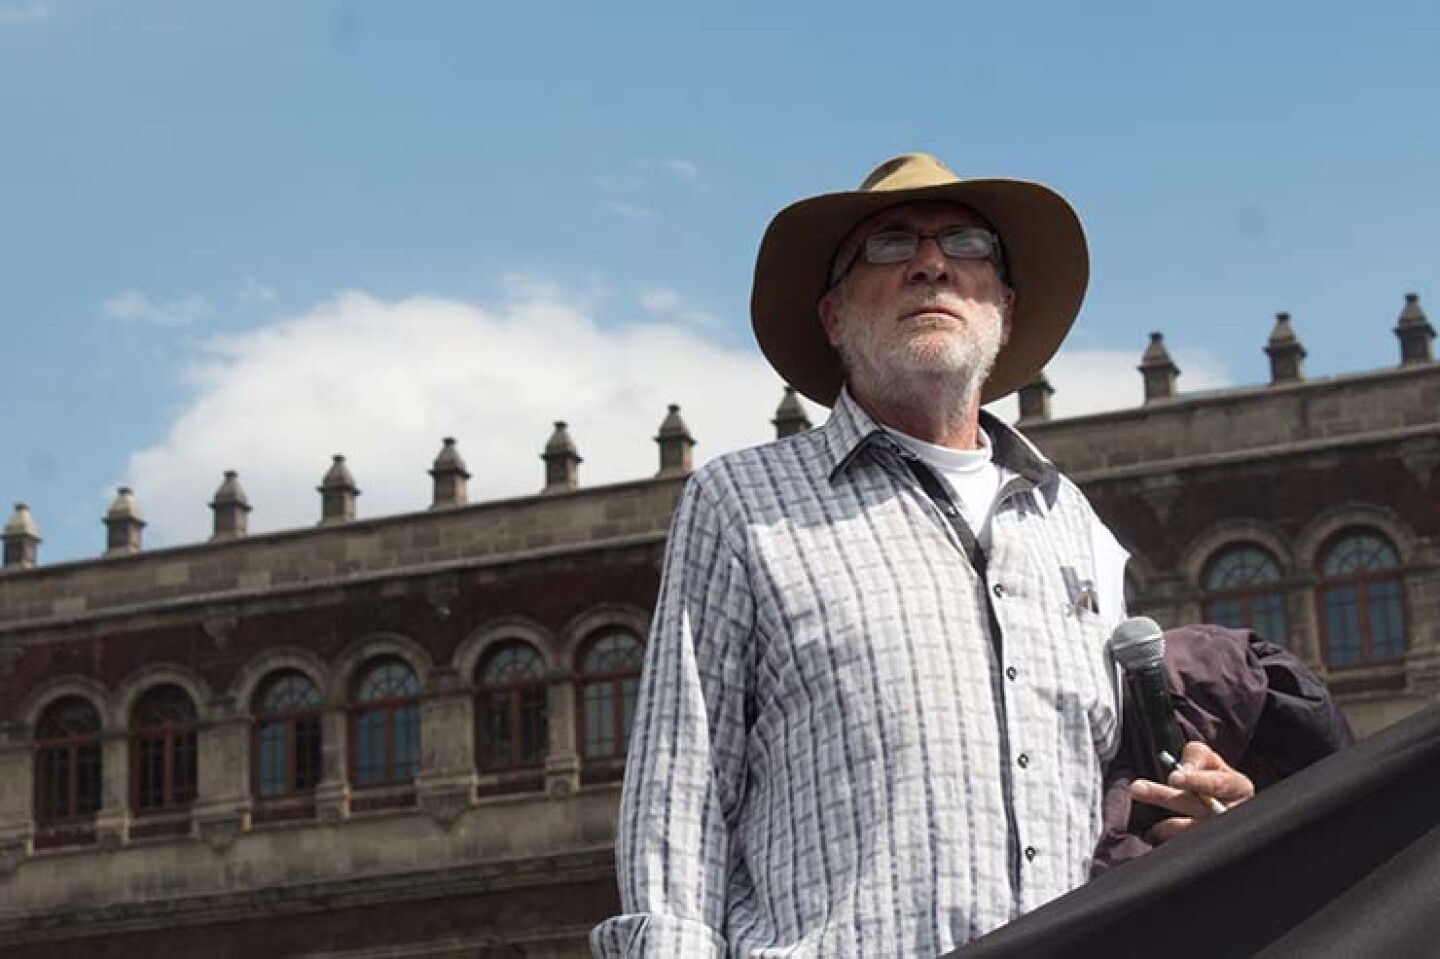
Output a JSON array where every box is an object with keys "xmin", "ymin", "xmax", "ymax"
[
  {"xmin": 590, "ymin": 472, "xmax": 755, "ymax": 958},
  {"xmin": 1092, "ymin": 624, "xmax": 1353, "ymax": 874}
]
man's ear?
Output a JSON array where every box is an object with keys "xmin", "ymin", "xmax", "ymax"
[
  {"xmin": 818, "ymin": 290, "xmax": 841, "ymax": 345},
  {"xmin": 1001, "ymin": 288, "xmax": 1016, "ymax": 345}
]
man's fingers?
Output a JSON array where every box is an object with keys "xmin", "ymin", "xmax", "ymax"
[
  {"xmin": 1145, "ymin": 815, "xmax": 1197, "ymax": 845},
  {"xmin": 1129, "ymin": 778, "xmax": 1213, "ymax": 819},
  {"xmin": 1170, "ymin": 767, "xmax": 1252, "ymax": 803}
]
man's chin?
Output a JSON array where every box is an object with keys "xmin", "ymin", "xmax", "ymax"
[{"xmin": 861, "ymin": 360, "xmax": 981, "ymax": 398}]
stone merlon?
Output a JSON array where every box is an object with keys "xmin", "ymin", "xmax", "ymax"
[
  {"xmin": 542, "ymin": 421, "xmax": 582, "ymax": 493},
  {"xmin": 318, "ymin": 455, "xmax": 360, "ymax": 526},
  {"xmin": 3, "ymin": 502, "xmax": 41, "ymax": 569},
  {"xmin": 104, "ymin": 486, "xmax": 146, "ymax": 557},
  {"xmin": 773, "ymin": 386, "xmax": 812, "ymax": 439},
  {"xmin": 430, "ymin": 437, "xmax": 471, "ymax": 509},
  {"xmin": 655, "ymin": 404, "xmax": 695, "ymax": 477}
]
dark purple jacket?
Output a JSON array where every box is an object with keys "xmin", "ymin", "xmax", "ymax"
[{"xmin": 1093, "ymin": 624, "xmax": 1353, "ymax": 873}]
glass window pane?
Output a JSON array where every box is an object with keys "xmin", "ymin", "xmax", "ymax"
[
  {"xmin": 41, "ymin": 748, "xmax": 69, "ymax": 817},
  {"xmin": 258, "ymin": 671, "xmax": 321, "ymax": 714},
  {"xmin": 481, "ymin": 696, "xmax": 513, "ymax": 769},
  {"xmin": 77, "ymin": 743, "xmax": 102, "ymax": 815},
  {"xmin": 1368, "ymin": 580, "xmax": 1405, "ymax": 661},
  {"xmin": 1252, "ymin": 593, "xmax": 1288, "ymax": 646},
  {"xmin": 296, "ymin": 716, "xmax": 322, "ymax": 791},
  {"xmin": 1204, "ymin": 598, "xmax": 1245, "ymax": 630},
  {"xmin": 582, "ymin": 633, "xmax": 645, "ymax": 675},
  {"xmin": 259, "ymin": 722, "xmax": 287, "ymax": 797},
  {"xmin": 396, "ymin": 705, "xmax": 420, "ymax": 779},
  {"xmin": 1324, "ymin": 587, "xmax": 1360, "ymax": 667},
  {"xmin": 176, "ymin": 731, "xmax": 197, "ymax": 804},
  {"xmin": 521, "ymin": 687, "xmax": 547, "ymax": 765},
  {"xmin": 585, "ymin": 686, "xmax": 614, "ymax": 757},
  {"xmin": 357, "ymin": 660, "xmax": 419, "ymax": 703},
  {"xmin": 355, "ymin": 711, "xmax": 384, "ymax": 785},
  {"xmin": 38, "ymin": 697, "xmax": 102, "ymax": 739},
  {"xmin": 482, "ymin": 643, "xmax": 545, "ymax": 685},
  {"xmin": 134, "ymin": 686, "xmax": 197, "ymax": 728}
]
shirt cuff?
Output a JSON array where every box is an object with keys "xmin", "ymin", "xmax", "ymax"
[{"xmin": 590, "ymin": 913, "xmax": 727, "ymax": 958}]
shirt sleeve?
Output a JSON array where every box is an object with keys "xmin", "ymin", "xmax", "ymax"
[
  {"xmin": 590, "ymin": 471, "xmax": 754, "ymax": 958},
  {"xmin": 1088, "ymin": 513, "xmax": 1130, "ymax": 630}
]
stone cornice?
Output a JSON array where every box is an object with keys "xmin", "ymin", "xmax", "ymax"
[
  {"xmin": 1071, "ymin": 423, "xmax": 1440, "ymax": 486},
  {"xmin": 0, "ymin": 845, "xmax": 616, "ymax": 946},
  {"xmin": 0, "ymin": 531, "xmax": 667, "ymax": 642}
]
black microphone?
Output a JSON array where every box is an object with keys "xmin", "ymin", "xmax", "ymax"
[{"xmin": 1108, "ymin": 616, "xmax": 1186, "ymax": 784}]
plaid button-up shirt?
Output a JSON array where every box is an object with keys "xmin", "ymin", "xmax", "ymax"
[{"xmin": 593, "ymin": 390, "xmax": 1126, "ymax": 958}]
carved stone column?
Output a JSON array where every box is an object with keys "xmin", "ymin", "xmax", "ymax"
[
  {"xmin": 417, "ymin": 667, "xmax": 475, "ymax": 829},
  {"xmin": 194, "ymin": 695, "xmax": 252, "ymax": 852},
  {"xmin": 313, "ymin": 709, "xmax": 351, "ymax": 825},
  {"xmin": 0, "ymin": 723, "xmax": 35, "ymax": 875},
  {"xmin": 545, "ymin": 673, "xmax": 580, "ymax": 797},
  {"xmin": 95, "ymin": 730, "xmax": 130, "ymax": 847}
]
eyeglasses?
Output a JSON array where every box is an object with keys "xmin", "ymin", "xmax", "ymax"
[{"xmin": 829, "ymin": 226, "xmax": 1006, "ymax": 286}]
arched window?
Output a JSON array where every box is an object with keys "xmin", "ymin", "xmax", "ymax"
[
  {"xmin": 475, "ymin": 642, "xmax": 548, "ymax": 773},
  {"xmin": 350, "ymin": 657, "xmax": 420, "ymax": 788},
  {"xmin": 131, "ymin": 685, "xmax": 198, "ymax": 814},
  {"xmin": 1318, "ymin": 530, "xmax": 1406, "ymax": 668},
  {"xmin": 577, "ymin": 631, "xmax": 644, "ymax": 764},
  {"xmin": 253, "ymin": 671, "xmax": 323, "ymax": 799},
  {"xmin": 35, "ymin": 697, "xmax": 103, "ymax": 823},
  {"xmin": 1201, "ymin": 544, "xmax": 1288, "ymax": 644}
]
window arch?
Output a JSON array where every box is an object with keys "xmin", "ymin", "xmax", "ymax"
[
  {"xmin": 35, "ymin": 697, "xmax": 103, "ymax": 823},
  {"xmin": 253, "ymin": 670, "xmax": 323, "ymax": 799},
  {"xmin": 475, "ymin": 642, "xmax": 548, "ymax": 774},
  {"xmin": 131, "ymin": 685, "xmax": 198, "ymax": 814},
  {"xmin": 1317, "ymin": 529, "xmax": 1406, "ymax": 668},
  {"xmin": 577, "ymin": 631, "xmax": 644, "ymax": 767},
  {"xmin": 350, "ymin": 657, "xmax": 421, "ymax": 788},
  {"xmin": 1201, "ymin": 543, "xmax": 1288, "ymax": 644}
]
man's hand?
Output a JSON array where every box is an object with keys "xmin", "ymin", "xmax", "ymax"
[{"xmin": 1129, "ymin": 740, "xmax": 1255, "ymax": 844}]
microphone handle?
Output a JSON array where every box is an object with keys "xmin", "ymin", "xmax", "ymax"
[{"xmin": 1125, "ymin": 666, "xmax": 1186, "ymax": 782}]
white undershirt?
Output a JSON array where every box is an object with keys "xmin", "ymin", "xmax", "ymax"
[{"xmin": 883, "ymin": 426, "xmax": 1008, "ymax": 540}]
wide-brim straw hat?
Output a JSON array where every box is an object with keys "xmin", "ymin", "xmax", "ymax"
[{"xmin": 750, "ymin": 153, "xmax": 1089, "ymax": 406}]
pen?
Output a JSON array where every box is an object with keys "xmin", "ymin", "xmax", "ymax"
[{"xmin": 1157, "ymin": 749, "xmax": 1228, "ymax": 816}]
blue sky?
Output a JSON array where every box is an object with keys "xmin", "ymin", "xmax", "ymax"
[{"xmin": 2, "ymin": 0, "xmax": 1437, "ymax": 564}]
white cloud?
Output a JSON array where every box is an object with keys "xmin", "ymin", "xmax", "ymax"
[
  {"xmin": 984, "ymin": 347, "xmax": 1233, "ymax": 421},
  {"xmin": 592, "ymin": 173, "xmax": 646, "ymax": 194},
  {"xmin": 0, "ymin": 1, "xmax": 48, "ymax": 24},
  {"xmin": 123, "ymin": 288, "xmax": 806, "ymax": 548},
  {"xmin": 603, "ymin": 201, "xmax": 657, "ymax": 222},
  {"xmin": 638, "ymin": 286, "xmax": 716, "ymax": 331},
  {"xmin": 595, "ymin": 158, "xmax": 703, "ymax": 220},
  {"xmin": 101, "ymin": 289, "xmax": 213, "ymax": 328},
  {"xmin": 236, "ymin": 277, "xmax": 278, "ymax": 307},
  {"xmin": 646, "ymin": 157, "xmax": 701, "ymax": 182}
]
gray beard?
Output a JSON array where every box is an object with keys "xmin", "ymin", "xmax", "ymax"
[{"xmin": 835, "ymin": 307, "xmax": 1004, "ymax": 420}]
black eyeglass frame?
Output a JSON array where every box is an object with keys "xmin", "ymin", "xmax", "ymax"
[{"xmin": 827, "ymin": 226, "xmax": 1008, "ymax": 289}]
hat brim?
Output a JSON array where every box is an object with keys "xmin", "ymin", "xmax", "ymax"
[{"xmin": 750, "ymin": 178, "xmax": 1089, "ymax": 407}]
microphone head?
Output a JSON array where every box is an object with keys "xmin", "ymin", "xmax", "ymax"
[{"xmin": 1108, "ymin": 616, "xmax": 1166, "ymax": 672}]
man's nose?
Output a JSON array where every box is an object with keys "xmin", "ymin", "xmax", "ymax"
[{"xmin": 905, "ymin": 236, "xmax": 950, "ymax": 284}]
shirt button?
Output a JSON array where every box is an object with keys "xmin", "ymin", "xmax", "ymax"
[
  {"xmin": 1005, "ymin": 666, "xmax": 1018, "ymax": 681},
  {"xmin": 1024, "ymin": 846, "xmax": 1038, "ymax": 862},
  {"xmin": 1017, "ymin": 753, "xmax": 1030, "ymax": 769},
  {"xmin": 992, "ymin": 583, "xmax": 1005, "ymax": 598}
]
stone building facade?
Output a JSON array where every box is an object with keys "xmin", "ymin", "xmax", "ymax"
[{"xmin": 0, "ymin": 295, "xmax": 1435, "ymax": 957}]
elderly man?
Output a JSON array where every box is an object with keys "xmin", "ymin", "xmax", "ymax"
[{"xmin": 592, "ymin": 154, "xmax": 1252, "ymax": 957}]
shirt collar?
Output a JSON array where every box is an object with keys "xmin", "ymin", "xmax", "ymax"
[{"xmin": 823, "ymin": 386, "xmax": 1057, "ymax": 488}]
